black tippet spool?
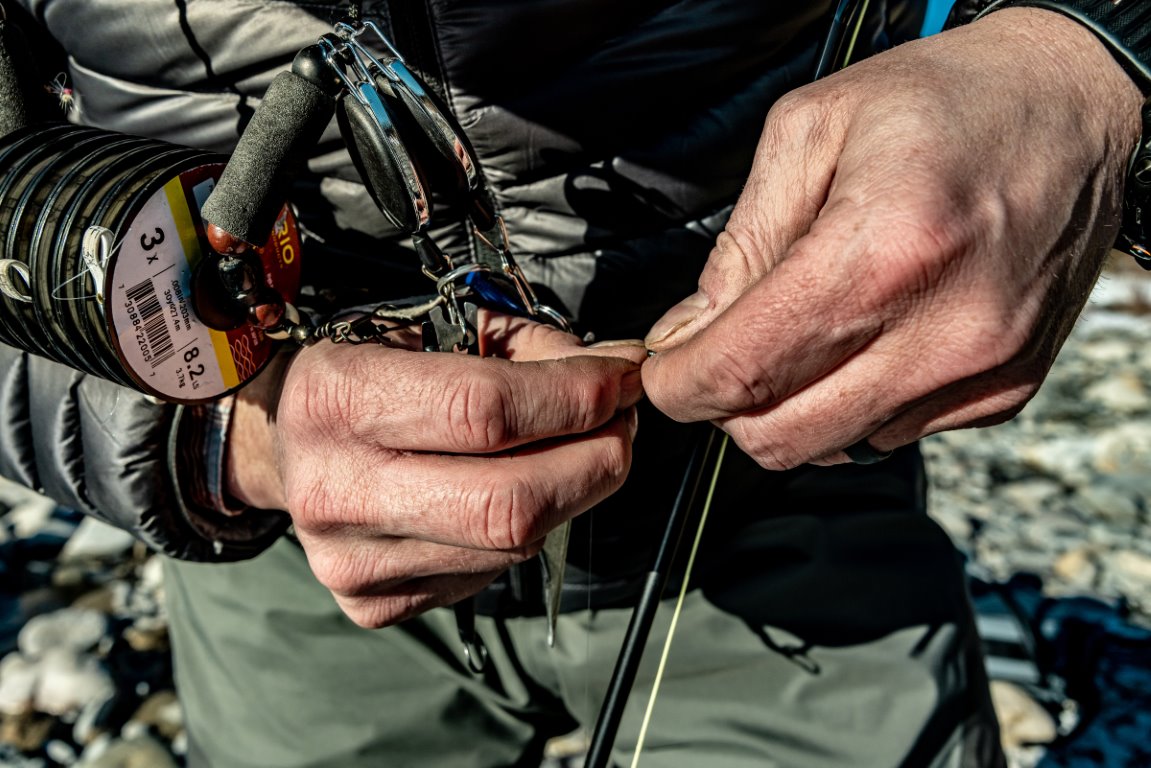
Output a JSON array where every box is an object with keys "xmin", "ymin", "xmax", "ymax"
[
  {"xmin": 46, "ymin": 140, "xmax": 165, "ymax": 385},
  {"xmin": 65, "ymin": 145, "xmax": 209, "ymax": 388},
  {"xmin": 32, "ymin": 135, "xmax": 157, "ymax": 379},
  {"xmin": 0, "ymin": 123, "xmax": 303, "ymax": 403},
  {"xmin": 10, "ymin": 130, "xmax": 133, "ymax": 367},
  {"xmin": 0, "ymin": 123, "xmax": 91, "ymax": 351}
]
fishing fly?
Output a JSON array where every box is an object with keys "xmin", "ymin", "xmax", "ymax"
[{"xmin": 45, "ymin": 73, "xmax": 78, "ymax": 115}]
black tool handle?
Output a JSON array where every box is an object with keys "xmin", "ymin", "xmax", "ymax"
[{"xmin": 202, "ymin": 46, "xmax": 339, "ymax": 248}]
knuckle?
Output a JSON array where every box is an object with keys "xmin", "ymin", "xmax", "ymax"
[
  {"xmin": 596, "ymin": 431, "xmax": 633, "ymax": 493},
  {"xmin": 727, "ymin": 420, "xmax": 805, "ymax": 472},
  {"xmin": 337, "ymin": 597, "xmax": 406, "ymax": 630},
  {"xmin": 310, "ymin": 550, "xmax": 360, "ymax": 597},
  {"xmin": 442, "ymin": 370, "xmax": 513, "ymax": 453},
  {"xmin": 310, "ymin": 547, "xmax": 393, "ymax": 599},
  {"xmin": 564, "ymin": 365, "xmax": 617, "ymax": 432},
  {"xmin": 337, "ymin": 572, "xmax": 508, "ymax": 630},
  {"xmin": 510, "ymin": 541, "xmax": 544, "ymax": 564},
  {"xmin": 756, "ymin": 446, "xmax": 806, "ymax": 472},
  {"xmin": 281, "ymin": 356, "xmax": 357, "ymax": 440},
  {"xmin": 970, "ymin": 376, "xmax": 1043, "ymax": 428},
  {"xmin": 335, "ymin": 601, "xmax": 376, "ymax": 629},
  {"xmin": 285, "ymin": 475, "xmax": 335, "ymax": 534},
  {"xmin": 707, "ymin": 229, "xmax": 766, "ymax": 291},
  {"xmin": 464, "ymin": 477, "xmax": 542, "ymax": 551},
  {"xmin": 765, "ymin": 89, "xmax": 828, "ymax": 144},
  {"xmin": 709, "ymin": 346, "xmax": 778, "ymax": 413}
]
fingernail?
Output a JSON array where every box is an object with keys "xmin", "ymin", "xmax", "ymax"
[
  {"xmin": 625, "ymin": 406, "xmax": 639, "ymax": 439},
  {"xmin": 645, "ymin": 292, "xmax": 709, "ymax": 348},
  {"xmin": 619, "ymin": 368, "xmax": 644, "ymax": 406},
  {"xmin": 589, "ymin": 338, "xmax": 645, "ymax": 349}
]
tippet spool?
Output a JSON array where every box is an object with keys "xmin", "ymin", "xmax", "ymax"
[{"xmin": 0, "ymin": 123, "xmax": 303, "ymax": 403}]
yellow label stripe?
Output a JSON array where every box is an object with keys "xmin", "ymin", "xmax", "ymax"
[{"xmin": 163, "ymin": 177, "xmax": 239, "ymax": 389}]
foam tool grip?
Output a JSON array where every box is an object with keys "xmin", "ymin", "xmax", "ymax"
[
  {"xmin": 0, "ymin": 15, "xmax": 33, "ymax": 138},
  {"xmin": 201, "ymin": 47, "xmax": 339, "ymax": 250}
]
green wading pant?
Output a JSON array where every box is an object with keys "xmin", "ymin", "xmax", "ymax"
[{"xmin": 163, "ymin": 443, "xmax": 1006, "ymax": 768}]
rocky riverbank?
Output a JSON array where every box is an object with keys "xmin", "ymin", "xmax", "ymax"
[
  {"xmin": 0, "ymin": 259, "xmax": 1148, "ymax": 767},
  {"xmin": 0, "ymin": 500, "xmax": 180, "ymax": 767},
  {"xmin": 920, "ymin": 258, "xmax": 1151, "ymax": 768},
  {"xmin": 924, "ymin": 260, "xmax": 1151, "ymax": 621}
]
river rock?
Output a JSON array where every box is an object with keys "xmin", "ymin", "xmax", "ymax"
[
  {"xmin": 0, "ymin": 654, "xmax": 37, "ymax": 716},
  {"xmin": 0, "ymin": 711, "xmax": 54, "ymax": 753},
  {"xmin": 123, "ymin": 620, "xmax": 167, "ymax": 654},
  {"xmin": 1091, "ymin": 420, "xmax": 1151, "ymax": 476},
  {"xmin": 34, "ymin": 649, "xmax": 114, "ymax": 717},
  {"xmin": 1083, "ymin": 372, "xmax": 1151, "ymax": 414},
  {"xmin": 1072, "ymin": 484, "xmax": 1140, "ymax": 527},
  {"xmin": 993, "ymin": 479, "xmax": 1063, "ymax": 518},
  {"xmin": 128, "ymin": 691, "xmax": 182, "ymax": 740},
  {"xmin": 78, "ymin": 734, "xmax": 179, "ymax": 768},
  {"xmin": 990, "ymin": 680, "xmax": 1057, "ymax": 750},
  {"xmin": 1051, "ymin": 548, "xmax": 1098, "ymax": 591},
  {"xmin": 45, "ymin": 738, "xmax": 78, "ymax": 765},
  {"xmin": 4, "ymin": 497, "xmax": 56, "ymax": 540},
  {"xmin": 18, "ymin": 609, "xmax": 107, "ymax": 658},
  {"xmin": 59, "ymin": 519, "xmax": 136, "ymax": 563}
]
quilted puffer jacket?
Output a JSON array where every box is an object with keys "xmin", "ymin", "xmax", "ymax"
[{"xmin": 0, "ymin": 0, "xmax": 924, "ymax": 562}]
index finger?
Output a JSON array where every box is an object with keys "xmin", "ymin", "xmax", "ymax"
[
  {"xmin": 279, "ymin": 325, "xmax": 645, "ymax": 456},
  {"xmin": 480, "ymin": 311, "xmax": 647, "ymax": 365},
  {"xmin": 642, "ymin": 201, "xmax": 888, "ymax": 423}
]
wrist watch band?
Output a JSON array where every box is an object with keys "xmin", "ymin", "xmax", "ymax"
[
  {"xmin": 977, "ymin": 1, "xmax": 1151, "ymax": 91},
  {"xmin": 1122, "ymin": 99, "xmax": 1151, "ymax": 267},
  {"xmin": 971, "ymin": 0, "xmax": 1151, "ymax": 267}
]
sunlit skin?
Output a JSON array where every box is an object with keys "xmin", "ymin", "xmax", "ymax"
[
  {"xmin": 227, "ymin": 8, "xmax": 1143, "ymax": 628},
  {"xmin": 227, "ymin": 312, "xmax": 644, "ymax": 628},
  {"xmin": 643, "ymin": 9, "xmax": 1143, "ymax": 469}
]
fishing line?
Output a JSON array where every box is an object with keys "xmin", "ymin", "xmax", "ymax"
[
  {"xmin": 629, "ymin": 433, "xmax": 729, "ymax": 767},
  {"xmin": 842, "ymin": 0, "xmax": 873, "ymax": 69},
  {"xmin": 615, "ymin": 3, "xmax": 872, "ymax": 764}
]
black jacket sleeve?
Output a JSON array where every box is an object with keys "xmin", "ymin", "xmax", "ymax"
[{"xmin": 0, "ymin": 345, "xmax": 287, "ymax": 561}]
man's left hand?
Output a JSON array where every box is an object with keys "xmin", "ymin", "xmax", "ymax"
[{"xmin": 643, "ymin": 8, "xmax": 1144, "ymax": 468}]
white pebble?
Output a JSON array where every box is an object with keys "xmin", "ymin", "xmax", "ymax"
[
  {"xmin": 7, "ymin": 497, "xmax": 59, "ymax": 539},
  {"xmin": 45, "ymin": 738, "xmax": 78, "ymax": 765},
  {"xmin": 18, "ymin": 609, "xmax": 108, "ymax": 658},
  {"xmin": 59, "ymin": 518, "xmax": 137, "ymax": 562},
  {"xmin": 34, "ymin": 648, "xmax": 114, "ymax": 716},
  {"xmin": 0, "ymin": 652, "xmax": 39, "ymax": 715}
]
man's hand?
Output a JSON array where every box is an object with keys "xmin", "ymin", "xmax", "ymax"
[
  {"xmin": 226, "ymin": 313, "xmax": 645, "ymax": 628},
  {"xmin": 642, "ymin": 8, "xmax": 1143, "ymax": 469}
]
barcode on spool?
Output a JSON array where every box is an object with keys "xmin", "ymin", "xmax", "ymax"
[{"xmin": 124, "ymin": 278, "xmax": 174, "ymax": 368}]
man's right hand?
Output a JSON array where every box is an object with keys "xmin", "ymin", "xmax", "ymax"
[{"xmin": 225, "ymin": 313, "xmax": 645, "ymax": 628}]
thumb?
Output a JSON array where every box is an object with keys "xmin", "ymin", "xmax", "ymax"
[
  {"xmin": 644, "ymin": 231, "xmax": 761, "ymax": 350},
  {"xmin": 644, "ymin": 90, "xmax": 847, "ymax": 351}
]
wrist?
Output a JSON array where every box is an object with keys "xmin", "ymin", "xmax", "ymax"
[
  {"xmin": 970, "ymin": 3, "xmax": 1151, "ymax": 264},
  {"xmin": 167, "ymin": 400, "xmax": 292, "ymax": 560},
  {"xmin": 226, "ymin": 346, "xmax": 294, "ymax": 510},
  {"xmin": 175, "ymin": 396, "xmax": 248, "ymax": 516},
  {"xmin": 976, "ymin": 1, "xmax": 1151, "ymax": 94}
]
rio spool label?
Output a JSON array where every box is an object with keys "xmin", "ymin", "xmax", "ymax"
[
  {"xmin": 107, "ymin": 165, "xmax": 301, "ymax": 402},
  {"xmin": 0, "ymin": 123, "xmax": 302, "ymax": 403}
]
